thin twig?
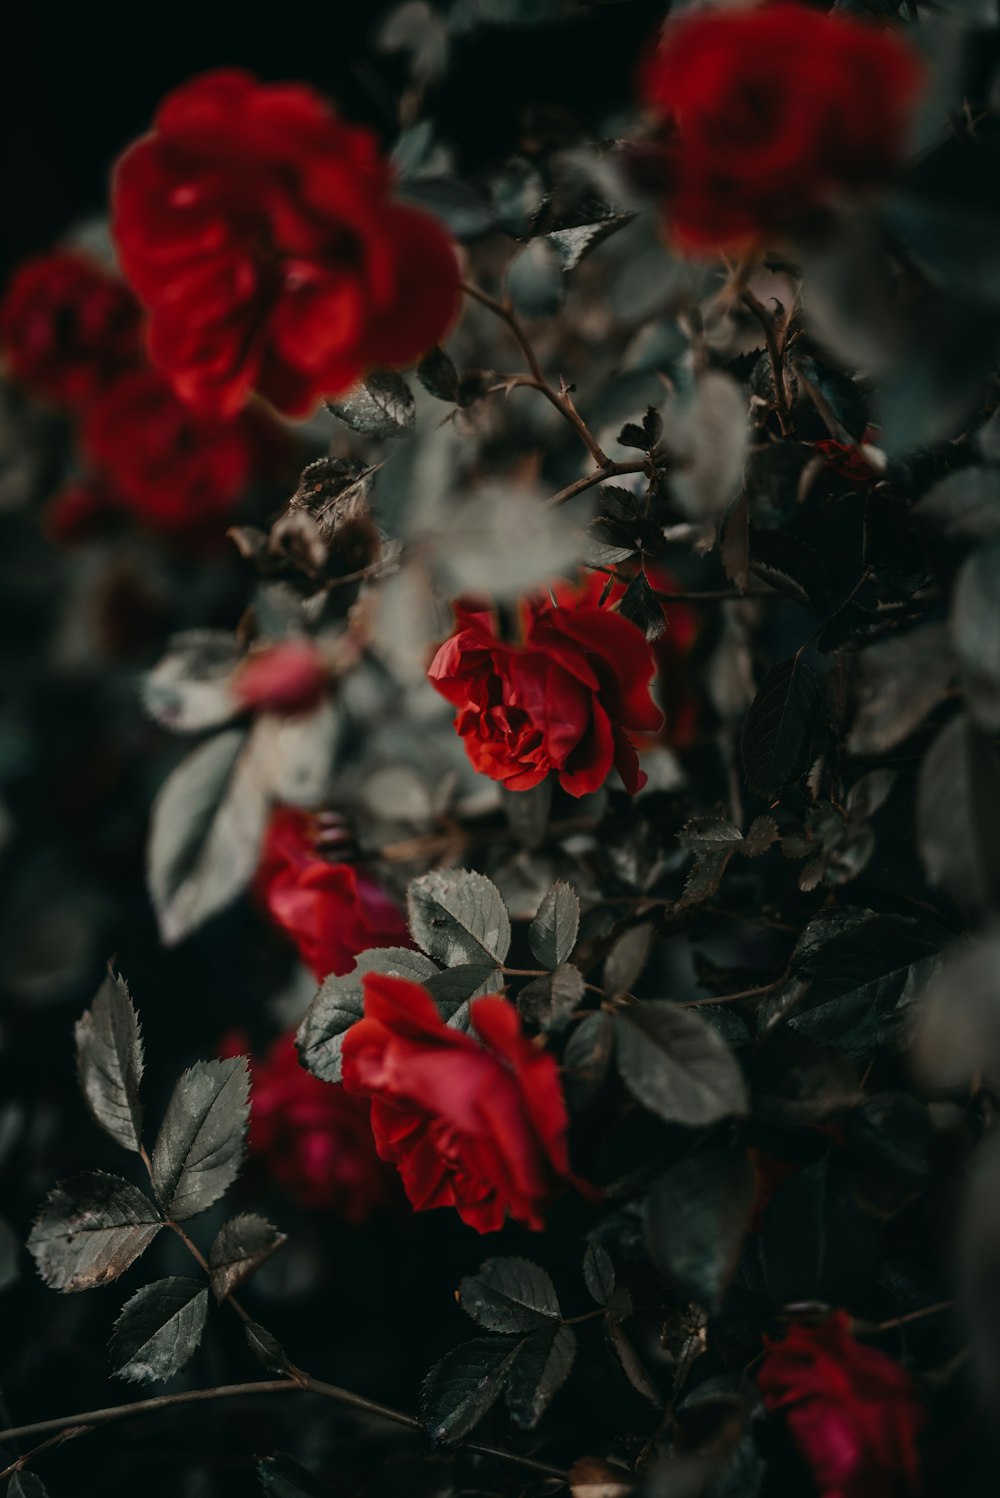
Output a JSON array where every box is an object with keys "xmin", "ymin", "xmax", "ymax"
[
  {"xmin": 547, "ymin": 459, "xmax": 650, "ymax": 508},
  {"xmin": 740, "ymin": 287, "xmax": 793, "ymax": 437}
]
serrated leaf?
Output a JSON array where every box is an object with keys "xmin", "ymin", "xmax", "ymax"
[
  {"xmin": 109, "ymin": 1276, "xmax": 208, "ymax": 1384},
  {"xmin": 326, "ymin": 370, "xmax": 415, "ymax": 438},
  {"xmin": 546, "ymin": 214, "xmax": 635, "ymax": 272},
  {"xmin": 424, "ymin": 962, "xmax": 500, "ymax": 1021},
  {"xmin": 75, "ymin": 969, "xmax": 144, "ymax": 1153},
  {"xmin": 583, "ymin": 1240, "xmax": 615, "ymax": 1305},
  {"xmin": 848, "ymin": 622, "xmax": 954, "ymax": 756},
  {"xmin": 408, "ymin": 869, "xmax": 511, "ymax": 969},
  {"xmin": 518, "ymin": 964, "xmax": 585, "ymax": 1031},
  {"xmin": 505, "ymin": 1323, "xmax": 576, "ymax": 1429},
  {"xmin": 677, "ymin": 818, "xmax": 744, "ymax": 854},
  {"xmin": 605, "ymin": 1322, "xmax": 661, "ymax": 1407},
  {"xmin": 617, "ymin": 571, "xmax": 665, "ymax": 643},
  {"xmin": 529, "ymin": 882, "xmax": 580, "ymax": 969},
  {"xmin": 603, "ymin": 924, "xmax": 655, "ymax": 996},
  {"xmin": 209, "ymin": 1214, "xmax": 286, "ymax": 1302},
  {"xmin": 459, "ymin": 1257, "xmax": 560, "ymax": 1333},
  {"xmin": 28, "ymin": 1173, "xmax": 161, "ymax": 1293},
  {"xmin": 615, "ymin": 1002, "xmax": 748, "ymax": 1127},
  {"xmin": 917, "ymin": 714, "xmax": 1000, "ymax": 918},
  {"xmin": 257, "ymin": 1455, "xmax": 331, "ymax": 1498},
  {"xmin": 421, "ymin": 1338, "xmax": 518, "ymax": 1445},
  {"xmin": 644, "ymin": 1149, "xmax": 754, "ymax": 1312},
  {"xmin": 741, "ymin": 655, "xmax": 824, "ymax": 799},
  {"xmin": 677, "ymin": 849, "xmax": 735, "ymax": 909},
  {"xmin": 8, "ymin": 1476, "xmax": 49, "ymax": 1498},
  {"xmin": 953, "ymin": 540, "xmax": 1000, "ymax": 731},
  {"xmin": 151, "ymin": 1058, "xmax": 249, "ymax": 1221},
  {"xmin": 416, "ymin": 346, "xmax": 460, "ymax": 403},
  {"xmin": 142, "ymin": 630, "xmax": 243, "ymax": 733},
  {"xmin": 297, "ymin": 948, "xmax": 438, "ymax": 1083},
  {"xmin": 245, "ymin": 1317, "xmax": 290, "ymax": 1374},
  {"xmin": 507, "ymin": 239, "xmax": 563, "ymax": 318},
  {"xmin": 741, "ymin": 815, "xmax": 779, "ymax": 858}
]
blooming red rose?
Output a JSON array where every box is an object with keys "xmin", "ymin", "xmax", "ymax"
[
  {"xmin": 255, "ymin": 807, "xmax": 410, "ymax": 981},
  {"xmin": 82, "ymin": 367, "xmax": 255, "ymax": 531},
  {"xmin": 112, "ymin": 68, "xmax": 460, "ymax": 418},
  {"xmin": 341, "ymin": 973, "xmax": 583, "ymax": 1232},
  {"xmin": 221, "ymin": 1031, "xmax": 392, "ymax": 1219},
  {"xmin": 639, "ymin": 4, "xmax": 923, "ymax": 253},
  {"xmin": 758, "ymin": 1311, "xmax": 925, "ymax": 1498},
  {"xmin": 234, "ymin": 640, "xmax": 329, "ymax": 717},
  {"xmin": 0, "ymin": 250, "xmax": 142, "ymax": 408},
  {"xmin": 428, "ymin": 597, "xmax": 662, "ymax": 797}
]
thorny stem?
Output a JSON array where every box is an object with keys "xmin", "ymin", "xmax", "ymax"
[
  {"xmin": 739, "ymin": 285, "xmax": 794, "ymax": 438},
  {"xmin": 460, "ymin": 279, "xmax": 610, "ymax": 466},
  {"xmin": 868, "ymin": 1301, "xmax": 954, "ymax": 1334},
  {"xmin": 547, "ymin": 458, "xmax": 650, "ymax": 508}
]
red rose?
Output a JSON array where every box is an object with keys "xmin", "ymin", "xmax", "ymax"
[
  {"xmin": 758, "ymin": 1311, "xmax": 925, "ymax": 1498},
  {"xmin": 815, "ymin": 432, "xmax": 880, "ymax": 485},
  {"xmin": 234, "ymin": 640, "xmax": 329, "ymax": 717},
  {"xmin": 255, "ymin": 807, "xmax": 410, "ymax": 981},
  {"xmin": 112, "ymin": 68, "xmax": 460, "ymax": 418},
  {"xmin": 341, "ymin": 974, "xmax": 583, "ymax": 1232},
  {"xmin": 639, "ymin": 4, "xmax": 923, "ymax": 253},
  {"xmin": 82, "ymin": 367, "xmax": 254, "ymax": 531},
  {"xmin": 0, "ymin": 250, "xmax": 142, "ymax": 408},
  {"xmin": 222, "ymin": 1031, "xmax": 392, "ymax": 1219},
  {"xmin": 427, "ymin": 597, "xmax": 662, "ymax": 797}
]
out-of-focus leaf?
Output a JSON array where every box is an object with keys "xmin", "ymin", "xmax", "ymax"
[
  {"xmin": 0, "ymin": 1216, "xmax": 19, "ymax": 1292},
  {"xmin": 28, "ymin": 1173, "xmax": 161, "ymax": 1292},
  {"xmin": 666, "ymin": 373, "xmax": 748, "ymax": 521},
  {"xmin": 605, "ymin": 1322, "xmax": 661, "ymax": 1407},
  {"xmin": 416, "ymin": 346, "xmax": 460, "ymax": 403},
  {"xmin": 917, "ymin": 713, "xmax": 1000, "ymax": 918},
  {"xmin": 603, "ymin": 924, "xmax": 655, "ymax": 996},
  {"xmin": 959, "ymin": 1128, "xmax": 1000, "ymax": 1409},
  {"xmin": 209, "ymin": 1214, "xmax": 286, "ymax": 1302},
  {"xmin": 848, "ymin": 622, "xmax": 954, "ymax": 755},
  {"xmin": 297, "ymin": 948, "xmax": 437, "ymax": 1083},
  {"xmin": 953, "ymin": 540, "xmax": 1000, "ymax": 731},
  {"xmin": 508, "ymin": 239, "xmax": 564, "ymax": 318},
  {"xmin": 109, "ymin": 1276, "xmax": 208, "ymax": 1384},
  {"xmin": 615, "ymin": 1002, "xmax": 748, "ymax": 1126},
  {"xmin": 257, "ymin": 1454, "xmax": 332, "ymax": 1498},
  {"xmin": 459, "ymin": 1256, "xmax": 560, "ymax": 1332},
  {"xmin": 546, "ymin": 214, "xmax": 635, "ymax": 271},
  {"xmin": 518, "ymin": 963, "xmax": 585, "ymax": 1031},
  {"xmin": 75, "ymin": 968, "xmax": 144, "ymax": 1153},
  {"xmin": 430, "ymin": 484, "xmax": 583, "ymax": 602},
  {"xmin": 142, "ymin": 630, "xmax": 243, "ymax": 732},
  {"xmin": 151, "ymin": 1057, "xmax": 249, "ymax": 1221},
  {"xmin": 916, "ymin": 466, "xmax": 1000, "ymax": 541},
  {"xmin": 912, "ymin": 936, "xmax": 1000, "ymax": 1092},
  {"xmin": 408, "ymin": 869, "xmax": 511, "ymax": 968},
  {"xmin": 326, "ymin": 370, "xmax": 415, "ymax": 438},
  {"xmin": 645, "ymin": 1149, "xmax": 754, "ymax": 1311}
]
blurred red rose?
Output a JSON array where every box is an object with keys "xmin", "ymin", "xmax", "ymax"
[
  {"xmin": 255, "ymin": 807, "xmax": 410, "ymax": 981},
  {"xmin": 42, "ymin": 478, "xmax": 119, "ymax": 546},
  {"xmin": 815, "ymin": 433, "xmax": 880, "ymax": 485},
  {"xmin": 234, "ymin": 640, "xmax": 329, "ymax": 717},
  {"xmin": 82, "ymin": 367, "xmax": 255, "ymax": 531},
  {"xmin": 112, "ymin": 68, "xmax": 460, "ymax": 418},
  {"xmin": 428, "ymin": 597, "xmax": 661, "ymax": 797},
  {"xmin": 639, "ymin": 4, "xmax": 923, "ymax": 253},
  {"xmin": 222, "ymin": 1031, "xmax": 392, "ymax": 1219},
  {"xmin": 758, "ymin": 1311, "xmax": 925, "ymax": 1498},
  {"xmin": 341, "ymin": 973, "xmax": 584, "ymax": 1232},
  {"xmin": 0, "ymin": 250, "xmax": 142, "ymax": 408}
]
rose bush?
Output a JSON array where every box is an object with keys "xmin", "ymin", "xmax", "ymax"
[
  {"xmin": 112, "ymin": 69, "xmax": 461, "ymax": 417},
  {"xmin": 428, "ymin": 596, "xmax": 662, "ymax": 796},
  {"xmin": 340, "ymin": 973, "xmax": 582, "ymax": 1232},
  {"xmin": 639, "ymin": 4, "xmax": 923, "ymax": 252}
]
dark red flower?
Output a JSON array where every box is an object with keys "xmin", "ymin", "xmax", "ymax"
[
  {"xmin": 639, "ymin": 5, "xmax": 923, "ymax": 253},
  {"xmin": 0, "ymin": 250, "xmax": 143, "ymax": 408},
  {"xmin": 82, "ymin": 367, "xmax": 255, "ymax": 531},
  {"xmin": 341, "ymin": 973, "xmax": 583, "ymax": 1232},
  {"xmin": 234, "ymin": 640, "xmax": 329, "ymax": 717},
  {"xmin": 42, "ymin": 478, "xmax": 119, "ymax": 546},
  {"xmin": 815, "ymin": 434, "xmax": 880, "ymax": 485},
  {"xmin": 254, "ymin": 807, "xmax": 410, "ymax": 981},
  {"xmin": 428, "ymin": 596, "xmax": 662, "ymax": 797},
  {"xmin": 758, "ymin": 1311, "xmax": 925, "ymax": 1498},
  {"xmin": 112, "ymin": 68, "xmax": 460, "ymax": 418},
  {"xmin": 222, "ymin": 1031, "xmax": 392, "ymax": 1219}
]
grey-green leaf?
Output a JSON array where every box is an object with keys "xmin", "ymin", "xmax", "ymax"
[
  {"xmin": 420, "ymin": 1337, "xmax": 518, "ymax": 1445},
  {"xmin": 917, "ymin": 713, "xmax": 1000, "ymax": 918},
  {"xmin": 257, "ymin": 1455, "xmax": 331, "ymax": 1498},
  {"xmin": 615, "ymin": 1002, "xmax": 748, "ymax": 1127},
  {"xmin": 297, "ymin": 947, "xmax": 438, "ymax": 1083},
  {"xmin": 644, "ymin": 1148, "xmax": 755, "ymax": 1312},
  {"xmin": 529, "ymin": 882, "xmax": 580, "ymax": 969},
  {"xmin": 326, "ymin": 370, "xmax": 415, "ymax": 438},
  {"xmin": 8, "ymin": 1475, "xmax": 49, "ymax": 1498},
  {"xmin": 603, "ymin": 924, "xmax": 655, "ymax": 996},
  {"xmin": 505, "ymin": 1323, "xmax": 577, "ymax": 1430},
  {"xmin": 953, "ymin": 539, "xmax": 1000, "ymax": 732},
  {"xmin": 28, "ymin": 1173, "xmax": 161, "ymax": 1292},
  {"xmin": 151, "ymin": 1057, "xmax": 250, "ymax": 1221},
  {"xmin": 408, "ymin": 869, "xmax": 511, "ymax": 968},
  {"xmin": 110, "ymin": 1276, "xmax": 208, "ymax": 1384},
  {"xmin": 583, "ymin": 1240, "xmax": 615, "ymax": 1306},
  {"xmin": 209, "ymin": 1214, "xmax": 286, "ymax": 1302},
  {"xmin": 245, "ymin": 1317, "xmax": 290, "ymax": 1374},
  {"xmin": 459, "ymin": 1256, "xmax": 560, "ymax": 1333},
  {"xmin": 75, "ymin": 968, "xmax": 144, "ymax": 1152}
]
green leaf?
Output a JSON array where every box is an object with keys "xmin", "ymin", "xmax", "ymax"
[
  {"xmin": 741, "ymin": 655, "xmax": 824, "ymax": 799},
  {"xmin": 618, "ymin": 571, "xmax": 665, "ymax": 643},
  {"xmin": 583, "ymin": 1240, "xmax": 615, "ymax": 1306},
  {"xmin": 8, "ymin": 1475, "xmax": 49, "ymax": 1498},
  {"xmin": 151, "ymin": 1057, "xmax": 249, "ymax": 1221},
  {"xmin": 408, "ymin": 869, "xmax": 511, "ymax": 969},
  {"xmin": 605, "ymin": 1322, "xmax": 661, "ymax": 1407},
  {"xmin": 953, "ymin": 540, "xmax": 1000, "ymax": 731},
  {"xmin": 209, "ymin": 1214, "xmax": 286, "ymax": 1302},
  {"xmin": 297, "ymin": 947, "xmax": 437, "ymax": 1084},
  {"xmin": 326, "ymin": 370, "xmax": 415, "ymax": 438},
  {"xmin": 257, "ymin": 1455, "xmax": 331, "ymax": 1498},
  {"xmin": 603, "ymin": 924, "xmax": 655, "ymax": 996},
  {"xmin": 517, "ymin": 964, "xmax": 585, "ymax": 1032},
  {"xmin": 644, "ymin": 1149, "xmax": 755, "ymax": 1312},
  {"xmin": 109, "ymin": 1276, "xmax": 208, "ymax": 1384},
  {"xmin": 74, "ymin": 968, "xmax": 144, "ymax": 1153},
  {"xmin": 141, "ymin": 629, "xmax": 243, "ymax": 733},
  {"xmin": 507, "ymin": 240, "xmax": 563, "ymax": 318},
  {"xmin": 416, "ymin": 346, "xmax": 460, "ymax": 404},
  {"xmin": 244, "ymin": 1318, "xmax": 290, "ymax": 1375},
  {"xmin": 421, "ymin": 1337, "xmax": 518, "ymax": 1445},
  {"xmin": 459, "ymin": 1257, "xmax": 560, "ymax": 1333},
  {"xmin": 28, "ymin": 1173, "xmax": 161, "ymax": 1293},
  {"xmin": 505, "ymin": 1323, "xmax": 576, "ymax": 1430},
  {"xmin": 847, "ymin": 622, "xmax": 954, "ymax": 756},
  {"xmin": 917, "ymin": 713, "xmax": 1000, "ymax": 918},
  {"xmin": 546, "ymin": 214, "xmax": 635, "ymax": 272},
  {"xmin": 614, "ymin": 1002, "xmax": 748, "ymax": 1127},
  {"xmin": 677, "ymin": 817, "xmax": 744, "ymax": 854},
  {"xmin": 0, "ymin": 1216, "xmax": 19, "ymax": 1292},
  {"xmin": 424, "ymin": 962, "xmax": 501, "ymax": 1023},
  {"xmin": 529, "ymin": 882, "xmax": 580, "ymax": 969}
]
